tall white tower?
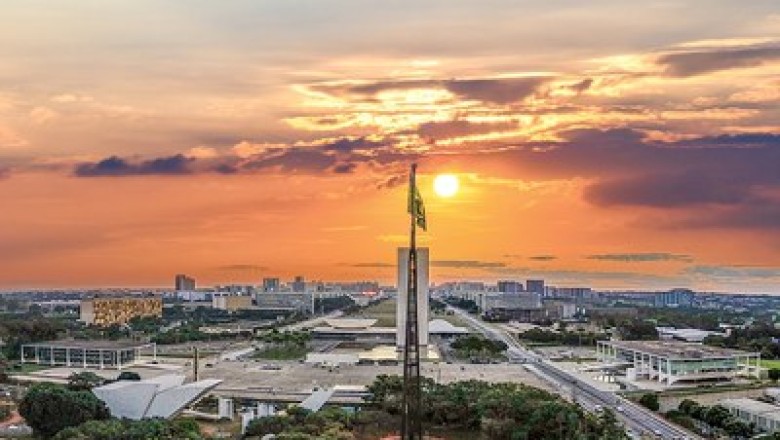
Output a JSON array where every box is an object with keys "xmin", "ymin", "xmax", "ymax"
[{"xmin": 396, "ymin": 247, "xmax": 429, "ymax": 350}]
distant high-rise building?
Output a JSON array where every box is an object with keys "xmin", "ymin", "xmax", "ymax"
[
  {"xmin": 175, "ymin": 274, "xmax": 196, "ymax": 291},
  {"xmin": 262, "ymin": 277, "xmax": 280, "ymax": 292},
  {"xmin": 498, "ymin": 280, "xmax": 523, "ymax": 293},
  {"xmin": 292, "ymin": 276, "xmax": 306, "ymax": 293},
  {"xmin": 396, "ymin": 247, "xmax": 429, "ymax": 350},
  {"xmin": 526, "ymin": 279, "xmax": 545, "ymax": 296}
]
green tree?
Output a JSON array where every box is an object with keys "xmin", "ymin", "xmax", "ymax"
[
  {"xmin": 678, "ymin": 399, "xmax": 700, "ymax": 416},
  {"xmin": 769, "ymin": 368, "xmax": 780, "ymax": 382},
  {"xmin": 596, "ymin": 408, "xmax": 630, "ymax": 439},
  {"xmin": 722, "ymin": 416, "xmax": 754, "ymax": 438},
  {"xmin": 53, "ymin": 418, "xmax": 205, "ymax": 439},
  {"xmin": 638, "ymin": 393, "xmax": 660, "ymax": 411},
  {"xmin": 19, "ymin": 382, "xmax": 110, "ymax": 438},
  {"xmin": 67, "ymin": 371, "xmax": 105, "ymax": 391},
  {"xmin": 703, "ymin": 404, "xmax": 731, "ymax": 427}
]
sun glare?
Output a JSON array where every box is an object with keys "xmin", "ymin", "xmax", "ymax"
[{"xmin": 433, "ymin": 174, "xmax": 459, "ymax": 198}]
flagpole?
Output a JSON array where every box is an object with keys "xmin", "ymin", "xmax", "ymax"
[{"xmin": 401, "ymin": 163, "xmax": 423, "ymax": 440}]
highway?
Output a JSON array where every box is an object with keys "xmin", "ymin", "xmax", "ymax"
[{"xmin": 448, "ymin": 306, "xmax": 700, "ymax": 439}]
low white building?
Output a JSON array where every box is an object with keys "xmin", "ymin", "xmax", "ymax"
[
  {"xmin": 721, "ymin": 398, "xmax": 780, "ymax": 433},
  {"xmin": 92, "ymin": 375, "xmax": 221, "ymax": 420},
  {"xmin": 656, "ymin": 327, "xmax": 725, "ymax": 342},
  {"xmin": 597, "ymin": 340, "xmax": 760, "ymax": 385}
]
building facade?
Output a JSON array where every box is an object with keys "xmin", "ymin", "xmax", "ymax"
[
  {"xmin": 262, "ymin": 277, "xmax": 281, "ymax": 292},
  {"xmin": 291, "ymin": 276, "xmax": 306, "ymax": 292},
  {"xmin": 80, "ymin": 297, "xmax": 163, "ymax": 326},
  {"xmin": 721, "ymin": 398, "xmax": 780, "ymax": 433},
  {"xmin": 175, "ymin": 274, "xmax": 196, "ymax": 291},
  {"xmin": 253, "ymin": 292, "xmax": 312, "ymax": 312},
  {"xmin": 396, "ymin": 247, "xmax": 429, "ymax": 349},
  {"xmin": 497, "ymin": 280, "xmax": 523, "ymax": 293},
  {"xmin": 212, "ymin": 294, "xmax": 253, "ymax": 311},
  {"xmin": 526, "ymin": 279, "xmax": 545, "ymax": 296},
  {"xmin": 597, "ymin": 340, "xmax": 760, "ymax": 385},
  {"xmin": 654, "ymin": 289, "xmax": 695, "ymax": 308},
  {"xmin": 21, "ymin": 340, "xmax": 156, "ymax": 370}
]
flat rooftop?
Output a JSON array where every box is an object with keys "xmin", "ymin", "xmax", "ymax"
[
  {"xmin": 602, "ymin": 340, "xmax": 757, "ymax": 359},
  {"xmin": 23, "ymin": 340, "xmax": 154, "ymax": 350},
  {"xmin": 721, "ymin": 398, "xmax": 780, "ymax": 421}
]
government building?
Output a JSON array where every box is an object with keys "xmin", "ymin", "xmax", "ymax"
[{"xmin": 80, "ymin": 296, "xmax": 162, "ymax": 326}]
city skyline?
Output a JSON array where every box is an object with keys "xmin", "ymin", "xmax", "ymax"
[{"xmin": 1, "ymin": 1, "xmax": 780, "ymax": 291}]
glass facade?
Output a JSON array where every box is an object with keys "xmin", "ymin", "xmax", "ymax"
[{"xmin": 20, "ymin": 343, "xmax": 154, "ymax": 369}]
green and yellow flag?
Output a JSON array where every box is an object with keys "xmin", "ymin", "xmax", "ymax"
[{"xmin": 408, "ymin": 168, "xmax": 427, "ymax": 231}]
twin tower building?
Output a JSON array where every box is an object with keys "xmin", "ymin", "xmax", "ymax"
[{"xmin": 396, "ymin": 247, "xmax": 430, "ymax": 350}]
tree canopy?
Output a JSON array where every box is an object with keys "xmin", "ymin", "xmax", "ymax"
[
  {"xmin": 52, "ymin": 418, "xmax": 205, "ymax": 440},
  {"xmin": 19, "ymin": 382, "xmax": 110, "ymax": 438}
]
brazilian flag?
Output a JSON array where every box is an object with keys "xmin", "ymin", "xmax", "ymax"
[{"xmin": 408, "ymin": 171, "xmax": 427, "ymax": 231}]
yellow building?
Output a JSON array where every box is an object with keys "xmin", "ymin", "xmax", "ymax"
[
  {"xmin": 212, "ymin": 294, "xmax": 253, "ymax": 311},
  {"xmin": 80, "ymin": 297, "xmax": 162, "ymax": 326}
]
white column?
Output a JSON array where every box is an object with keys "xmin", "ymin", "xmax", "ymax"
[
  {"xmin": 153, "ymin": 343, "xmax": 157, "ymax": 361},
  {"xmin": 99, "ymin": 349, "xmax": 104, "ymax": 369},
  {"xmin": 396, "ymin": 247, "xmax": 430, "ymax": 350},
  {"xmin": 83, "ymin": 349, "xmax": 87, "ymax": 368},
  {"xmin": 20, "ymin": 346, "xmax": 25, "ymax": 363},
  {"xmin": 116, "ymin": 350, "xmax": 121, "ymax": 370},
  {"xmin": 66, "ymin": 348, "xmax": 71, "ymax": 367}
]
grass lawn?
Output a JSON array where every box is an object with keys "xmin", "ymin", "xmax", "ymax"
[
  {"xmin": 760, "ymin": 359, "xmax": 780, "ymax": 369},
  {"xmin": 347, "ymin": 299, "xmax": 397, "ymax": 327},
  {"xmin": 9, "ymin": 363, "xmax": 53, "ymax": 374},
  {"xmin": 431, "ymin": 311, "xmax": 471, "ymax": 329},
  {"xmin": 252, "ymin": 344, "xmax": 309, "ymax": 360}
]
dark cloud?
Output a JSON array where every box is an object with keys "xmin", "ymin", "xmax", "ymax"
[
  {"xmin": 332, "ymin": 162, "xmax": 357, "ymax": 174},
  {"xmin": 586, "ymin": 253, "xmax": 693, "ymax": 263},
  {"xmin": 675, "ymin": 200, "xmax": 780, "ymax": 230},
  {"xmin": 584, "ymin": 173, "xmax": 751, "ymax": 208},
  {"xmin": 416, "ymin": 120, "xmax": 516, "ymax": 139},
  {"xmin": 658, "ymin": 44, "xmax": 780, "ymax": 77},
  {"xmin": 577, "ymin": 133, "xmax": 780, "ymax": 210},
  {"xmin": 319, "ymin": 137, "xmax": 385, "ymax": 153},
  {"xmin": 446, "ymin": 128, "xmax": 780, "ymax": 230},
  {"xmin": 567, "ymin": 78, "xmax": 593, "ymax": 94},
  {"xmin": 315, "ymin": 76, "xmax": 549, "ymax": 104},
  {"xmin": 73, "ymin": 136, "xmax": 413, "ymax": 178},
  {"xmin": 75, "ymin": 154, "xmax": 193, "ymax": 176},
  {"xmin": 351, "ymin": 262, "xmax": 394, "ymax": 268},
  {"xmin": 242, "ymin": 148, "xmax": 337, "ymax": 173},
  {"xmin": 685, "ymin": 265, "xmax": 780, "ymax": 279},
  {"xmin": 431, "ymin": 260, "xmax": 507, "ymax": 268},
  {"xmin": 529, "ymin": 255, "xmax": 557, "ymax": 261},
  {"xmin": 443, "ymin": 77, "xmax": 547, "ymax": 104}
]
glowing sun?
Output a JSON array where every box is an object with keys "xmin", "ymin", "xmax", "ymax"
[{"xmin": 433, "ymin": 174, "xmax": 459, "ymax": 198}]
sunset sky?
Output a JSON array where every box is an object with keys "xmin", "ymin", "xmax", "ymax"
[{"xmin": 1, "ymin": 1, "xmax": 779, "ymax": 292}]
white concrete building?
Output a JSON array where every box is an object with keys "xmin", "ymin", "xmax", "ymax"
[
  {"xmin": 93, "ymin": 375, "xmax": 221, "ymax": 420},
  {"xmin": 20, "ymin": 340, "xmax": 156, "ymax": 370},
  {"xmin": 396, "ymin": 247, "xmax": 429, "ymax": 349},
  {"xmin": 721, "ymin": 398, "xmax": 780, "ymax": 433},
  {"xmin": 597, "ymin": 340, "xmax": 760, "ymax": 385}
]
